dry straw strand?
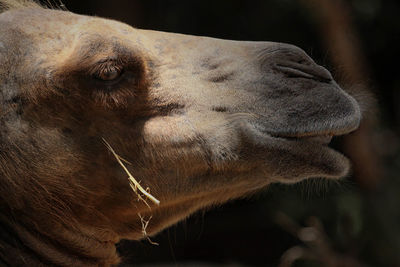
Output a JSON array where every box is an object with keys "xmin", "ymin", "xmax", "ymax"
[
  {"xmin": 138, "ymin": 213, "xmax": 159, "ymax": 246},
  {"xmin": 102, "ymin": 138, "xmax": 160, "ymax": 206}
]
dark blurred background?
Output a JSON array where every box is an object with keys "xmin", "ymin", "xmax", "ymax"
[{"xmin": 61, "ymin": 0, "xmax": 400, "ymax": 266}]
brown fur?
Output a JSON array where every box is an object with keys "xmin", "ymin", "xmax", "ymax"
[
  {"xmin": 0, "ymin": 1, "xmax": 361, "ymax": 266},
  {"xmin": 0, "ymin": 0, "xmax": 38, "ymax": 11}
]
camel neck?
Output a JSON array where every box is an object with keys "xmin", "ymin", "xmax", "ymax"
[{"xmin": 0, "ymin": 214, "xmax": 121, "ymax": 266}]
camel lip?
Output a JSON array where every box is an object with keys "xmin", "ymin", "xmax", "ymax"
[
  {"xmin": 272, "ymin": 134, "xmax": 350, "ymax": 177},
  {"xmin": 267, "ymin": 123, "xmax": 360, "ymax": 142},
  {"xmin": 240, "ymin": 122, "xmax": 352, "ymax": 178},
  {"xmin": 275, "ymin": 135, "xmax": 334, "ymax": 145},
  {"xmin": 247, "ymin": 128, "xmax": 351, "ymax": 179}
]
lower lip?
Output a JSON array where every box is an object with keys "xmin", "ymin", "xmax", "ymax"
[
  {"xmin": 300, "ymin": 135, "xmax": 333, "ymax": 145},
  {"xmin": 276, "ymin": 135, "xmax": 333, "ymax": 145}
]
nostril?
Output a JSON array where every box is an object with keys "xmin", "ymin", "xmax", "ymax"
[
  {"xmin": 296, "ymin": 59, "xmax": 308, "ymax": 65},
  {"xmin": 258, "ymin": 43, "xmax": 333, "ymax": 82},
  {"xmin": 271, "ymin": 44, "xmax": 315, "ymax": 65},
  {"xmin": 273, "ymin": 61, "xmax": 333, "ymax": 82}
]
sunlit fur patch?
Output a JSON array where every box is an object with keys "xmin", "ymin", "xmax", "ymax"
[{"xmin": 0, "ymin": 0, "xmax": 41, "ymax": 13}]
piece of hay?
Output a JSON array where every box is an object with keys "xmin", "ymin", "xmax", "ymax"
[
  {"xmin": 102, "ymin": 138, "xmax": 160, "ymax": 207},
  {"xmin": 138, "ymin": 213, "xmax": 159, "ymax": 246},
  {"xmin": 103, "ymin": 139, "xmax": 160, "ymax": 245}
]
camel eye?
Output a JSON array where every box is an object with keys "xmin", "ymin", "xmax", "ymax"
[{"xmin": 94, "ymin": 65, "xmax": 123, "ymax": 81}]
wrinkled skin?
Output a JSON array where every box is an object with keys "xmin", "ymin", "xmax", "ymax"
[{"xmin": 0, "ymin": 3, "xmax": 361, "ymax": 266}]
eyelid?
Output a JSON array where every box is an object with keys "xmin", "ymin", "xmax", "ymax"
[
  {"xmin": 90, "ymin": 59, "xmax": 122, "ymax": 76},
  {"xmin": 96, "ymin": 57, "xmax": 120, "ymax": 64}
]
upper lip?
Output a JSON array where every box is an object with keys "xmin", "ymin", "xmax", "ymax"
[{"xmin": 236, "ymin": 112, "xmax": 360, "ymax": 146}]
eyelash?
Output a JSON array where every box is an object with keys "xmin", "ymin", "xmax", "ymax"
[
  {"xmin": 90, "ymin": 59, "xmax": 123, "ymax": 77},
  {"xmin": 95, "ymin": 65, "xmax": 123, "ymax": 81}
]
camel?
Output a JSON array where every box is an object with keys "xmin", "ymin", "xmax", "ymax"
[{"xmin": 0, "ymin": 0, "xmax": 361, "ymax": 266}]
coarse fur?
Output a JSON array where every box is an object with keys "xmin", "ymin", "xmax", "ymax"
[
  {"xmin": 0, "ymin": 0, "xmax": 38, "ymax": 11},
  {"xmin": 0, "ymin": 0, "xmax": 361, "ymax": 266}
]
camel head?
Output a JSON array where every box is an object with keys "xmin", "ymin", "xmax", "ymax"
[{"xmin": 0, "ymin": 1, "xmax": 361, "ymax": 265}]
